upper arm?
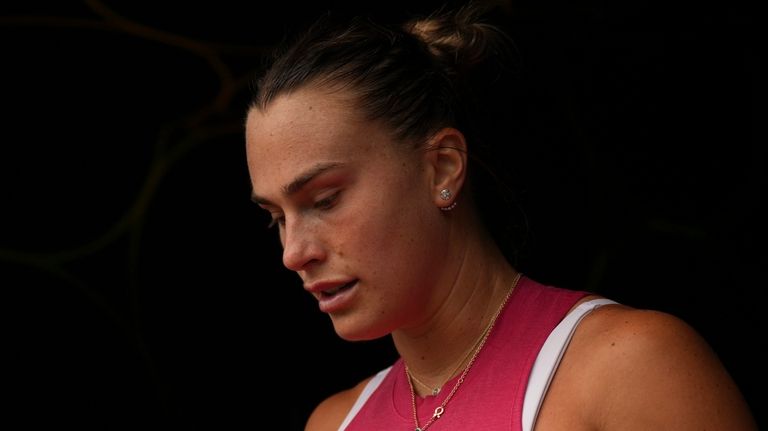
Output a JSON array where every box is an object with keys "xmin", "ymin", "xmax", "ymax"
[
  {"xmin": 304, "ymin": 377, "xmax": 372, "ymax": 431},
  {"xmin": 583, "ymin": 308, "xmax": 757, "ymax": 430}
]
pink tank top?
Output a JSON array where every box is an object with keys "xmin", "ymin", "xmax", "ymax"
[{"xmin": 344, "ymin": 276, "xmax": 588, "ymax": 430}]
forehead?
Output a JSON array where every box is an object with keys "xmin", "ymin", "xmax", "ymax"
[
  {"xmin": 247, "ymin": 87, "xmax": 359, "ymax": 158},
  {"xmin": 246, "ymin": 87, "xmax": 402, "ymax": 193}
]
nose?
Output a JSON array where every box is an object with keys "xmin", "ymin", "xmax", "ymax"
[{"xmin": 281, "ymin": 218, "xmax": 326, "ymax": 272}]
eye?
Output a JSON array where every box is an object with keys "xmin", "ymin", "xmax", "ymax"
[
  {"xmin": 314, "ymin": 191, "xmax": 340, "ymax": 210},
  {"xmin": 266, "ymin": 214, "xmax": 285, "ymax": 229}
]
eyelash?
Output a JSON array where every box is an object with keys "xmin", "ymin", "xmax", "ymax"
[
  {"xmin": 266, "ymin": 216, "xmax": 284, "ymax": 230},
  {"xmin": 266, "ymin": 192, "xmax": 340, "ymax": 229},
  {"xmin": 314, "ymin": 191, "xmax": 340, "ymax": 210}
]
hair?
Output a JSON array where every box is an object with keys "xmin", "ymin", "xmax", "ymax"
[{"xmin": 251, "ymin": 3, "xmax": 528, "ymax": 263}]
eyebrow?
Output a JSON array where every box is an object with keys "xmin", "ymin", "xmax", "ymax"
[{"xmin": 251, "ymin": 162, "xmax": 344, "ymax": 205}]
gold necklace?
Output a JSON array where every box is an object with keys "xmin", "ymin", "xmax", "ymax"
[
  {"xmin": 405, "ymin": 272, "xmax": 522, "ymax": 431},
  {"xmin": 407, "ymin": 312, "xmax": 491, "ymax": 396}
]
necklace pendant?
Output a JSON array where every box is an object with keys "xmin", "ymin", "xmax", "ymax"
[
  {"xmin": 433, "ymin": 406, "xmax": 445, "ymax": 419},
  {"xmin": 415, "ymin": 428, "xmax": 423, "ymax": 431},
  {"xmin": 431, "ymin": 387, "xmax": 440, "ymax": 396}
]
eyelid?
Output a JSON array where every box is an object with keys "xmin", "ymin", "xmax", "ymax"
[
  {"xmin": 259, "ymin": 188, "xmax": 341, "ymax": 229},
  {"xmin": 267, "ymin": 214, "xmax": 285, "ymax": 229},
  {"xmin": 260, "ymin": 206, "xmax": 284, "ymax": 230},
  {"xmin": 314, "ymin": 190, "xmax": 340, "ymax": 209}
]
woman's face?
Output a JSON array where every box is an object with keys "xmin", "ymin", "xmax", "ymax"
[{"xmin": 246, "ymin": 86, "xmax": 451, "ymax": 340}]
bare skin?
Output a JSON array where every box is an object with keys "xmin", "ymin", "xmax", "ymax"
[
  {"xmin": 245, "ymin": 86, "xmax": 757, "ymax": 431},
  {"xmin": 535, "ymin": 305, "xmax": 757, "ymax": 430},
  {"xmin": 306, "ymin": 304, "xmax": 757, "ymax": 431}
]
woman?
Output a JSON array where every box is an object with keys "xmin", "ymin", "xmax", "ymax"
[{"xmin": 244, "ymin": 5, "xmax": 757, "ymax": 430}]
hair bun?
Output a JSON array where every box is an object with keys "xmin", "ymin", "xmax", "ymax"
[{"xmin": 403, "ymin": 5, "xmax": 513, "ymax": 76}]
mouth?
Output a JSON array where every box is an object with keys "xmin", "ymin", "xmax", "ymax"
[{"xmin": 321, "ymin": 280, "xmax": 357, "ymax": 298}]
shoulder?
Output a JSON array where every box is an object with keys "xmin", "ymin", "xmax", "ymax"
[
  {"xmin": 574, "ymin": 301, "xmax": 702, "ymax": 358},
  {"xmin": 575, "ymin": 303, "xmax": 723, "ymax": 380},
  {"xmin": 304, "ymin": 376, "xmax": 373, "ymax": 431},
  {"xmin": 565, "ymin": 302, "xmax": 757, "ymax": 430}
]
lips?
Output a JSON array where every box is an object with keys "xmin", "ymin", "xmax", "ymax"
[
  {"xmin": 304, "ymin": 279, "xmax": 356, "ymax": 294},
  {"xmin": 321, "ymin": 280, "xmax": 356, "ymax": 297},
  {"xmin": 304, "ymin": 279, "xmax": 359, "ymax": 313}
]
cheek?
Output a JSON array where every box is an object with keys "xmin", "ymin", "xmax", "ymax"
[{"xmin": 337, "ymin": 179, "xmax": 444, "ymax": 281}]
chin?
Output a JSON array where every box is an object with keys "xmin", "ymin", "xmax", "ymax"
[{"xmin": 331, "ymin": 315, "xmax": 391, "ymax": 342}]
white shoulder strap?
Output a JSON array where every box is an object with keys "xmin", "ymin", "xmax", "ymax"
[
  {"xmin": 521, "ymin": 298, "xmax": 618, "ymax": 431},
  {"xmin": 337, "ymin": 366, "xmax": 392, "ymax": 431}
]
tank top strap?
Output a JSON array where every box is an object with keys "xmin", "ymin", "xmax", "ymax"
[{"xmin": 521, "ymin": 298, "xmax": 618, "ymax": 431}]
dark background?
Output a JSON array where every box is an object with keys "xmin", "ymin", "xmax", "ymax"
[{"xmin": 1, "ymin": 0, "xmax": 764, "ymax": 429}]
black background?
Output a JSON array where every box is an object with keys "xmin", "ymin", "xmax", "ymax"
[{"xmin": 1, "ymin": 0, "xmax": 764, "ymax": 429}]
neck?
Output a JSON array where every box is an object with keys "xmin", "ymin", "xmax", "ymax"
[{"xmin": 391, "ymin": 228, "xmax": 519, "ymax": 397}]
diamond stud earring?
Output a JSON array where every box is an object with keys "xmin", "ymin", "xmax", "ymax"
[{"xmin": 439, "ymin": 189, "xmax": 457, "ymax": 211}]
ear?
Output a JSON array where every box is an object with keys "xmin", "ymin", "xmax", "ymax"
[{"xmin": 424, "ymin": 127, "xmax": 468, "ymax": 210}]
